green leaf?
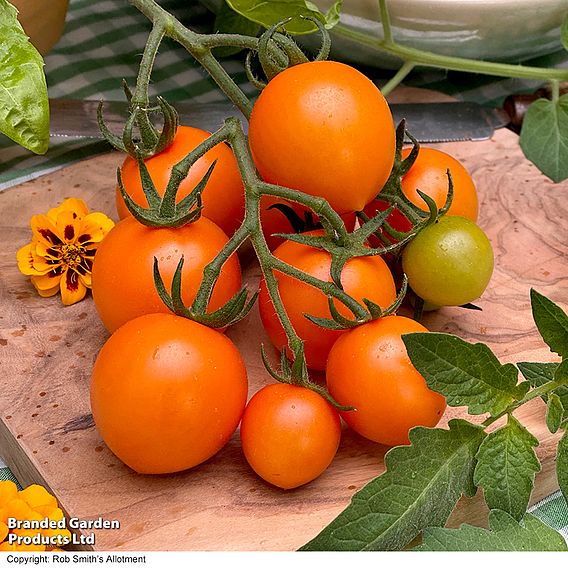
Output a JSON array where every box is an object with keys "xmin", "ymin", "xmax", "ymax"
[
  {"xmin": 562, "ymin": 12, "xmax": 568, "ymax": 51},
  {"xmin": 530, "ymin": 289, "xmax": 568, "ymax": 358},
  {"xmin": 416, "ymin": 510, "xmax": 567, "ymax": 551},
  {"xmin": 300, "ymin": 419, "xmax": 486, "ymax": 551},
  {"xmin": 558, "ymin": 429, "xmax": 568, "ymax": 505},
  {"xmin": 226, "ymin": 0, "xmax": 343, "ymax": 35},
  {"xmin": 473, "ymin": 415, "xmax": 540, "ymax": 521},
  {"xmin": 0, "ymin": 0, "xmax": 49, "ymax": 154},
  {"xmin": 519, "ymin": 361, "xmax": 568, "ymax": 419},
  {"xmin": 213, "ymin": 2, "xmax": 261, "ymax": 58},
  {"xmin": 519, "ymin": 96, "xmax": 568, "ymax": 183},
  {"xmin": 547, "ymin": 393, "xmax": 564, "ymax": 434},
  {"xmin": 402, "ymin": 332, "xmax": 524, "ymax": 416}
]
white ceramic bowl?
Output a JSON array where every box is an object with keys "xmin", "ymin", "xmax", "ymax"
[
  {"xmin": 201, "ymin": 0, "xmax": 567, "ymax": 67},
  {"xmin": 317, "ymin": 0, "xmax": 568, "ymax": 67}
]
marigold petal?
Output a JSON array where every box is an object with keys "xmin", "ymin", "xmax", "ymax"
[
  {"xmin": 60, "ymin": 269, "xmax": 87, "ymax": 306},
  {"xmin": 31, "ymin": 269, "xmax": 64, "ymax": 292},
  {"xmin": 16, "ymin": 244, "xmax": 37, "ymax": 276},
  {"xmin": 36, "ymin": 285, "xmax": 61, "ymax": 298},
  {"xmin": 54, "ymin": 210, "xmax": 82, "ymax": 244},
  {"xmin": 47, "ymin": 198, "xmax": 89, "ymax": 222},
  {"xmin": 30, "ymin": 215, "xmax": 64, "ymax": 248},
  {"xmin": 19, "ymin": 485, "xmax": 58, "ymax": 511},
  {"xmin": 13, "ymin": 529, "xmax": 46, "ymax": 551},
  {"xmin": 77, "ymin": 212, "xmax": 115, "ymax": 244},
  {"xmin": 3, "ymin": 499, "xmax": 38, "ymax": 522},
  {"xmin": 0, "ymin": 541, "xmax": 16, "ymax": 551},
  {"xmin": 0, "ymin": 480, "xmax": 18, "ymax": 507},
  {"xmin": 0, "ymin": 521, "xmax": 8, "ymax": 543}
]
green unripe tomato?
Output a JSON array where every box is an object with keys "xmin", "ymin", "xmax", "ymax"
[{"xmin": 402, "ymin": 216, "xmax": 494, "ymax": 307}]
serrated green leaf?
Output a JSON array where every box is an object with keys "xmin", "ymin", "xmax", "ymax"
[
  {"xmin": 556, "ymin": 359, "xmax": 568, "ymax": 383},
  {"xmin": 416, "ymin": 510, "xmax": 567, "ymax": 551},
  {"xmin": 547, "ymin": 393, "xmax": 564, "ymax": 434},
  {"xmin": 300, "ymin": 419, "xmax": 486, "ymax": 551},
  {"xmin": 562, "ymin": 12, "xmax": 568, "ymax": 51},
  {"xmin": 403, "ymin": 332, "xmax": 523, "ymax": 416},
  {"xmin": 530, "ymin": 289, "xmax": 568, "ymax": 358},
  {"xmin": 558, "ymin": 429, "xmax": 568, "ymax": 505},
  {"xmin": 0, "ymin": 0, "xmax": 49, "ymax": 153},
  {"xmin": 519, "ymin": 96, "xmax": 568, "ymax": 183},
  {"xmin": 473, "ymin": 415, "xmax": 540, "ymax": 520},
  {"xmin": 519, "ymin": 361, "xmax": 568, "ymax": 419},
  {"xmin": 213, "ymin": 2, "xmax": 261, "ymax": 58},
  {"xmin": 226, "ymin": 0, "xmax": 342, "ymax": 35}
]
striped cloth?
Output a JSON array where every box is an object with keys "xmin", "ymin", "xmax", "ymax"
[{"xmin": 0, "ymin": 0, "xmax": 567, "ymax": 547}]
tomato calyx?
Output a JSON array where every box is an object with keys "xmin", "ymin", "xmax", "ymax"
[
  {"xmin": 98, "ymin": 82, "xmax": 179, "ymax": 160},
  {"xmin": 153, "ymin": 256, "xmax": 257, "ymax": 328}
]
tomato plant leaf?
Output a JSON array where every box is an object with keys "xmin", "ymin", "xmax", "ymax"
[
  {"xmin": 530, "ymin": 289, "xmax": 568, "ymax": 358},
  {"xmin": 473, "ymin": 415, "xmax": 540, "ymax": 521},
  {"xmin": 300, "ymin": 419, "xmax": 485, "ymax": 551},
  {"xmin": 519, "ymin": 96, "xmax": 568, "ymax": 183},
  {"xmin": 226, "ymin": 0, "xmax": 343, "ymax": 35},
  {"xmin": 546, "ymin": 393, "xmax": 564, "ymax": 434},
  {"xmin": 0, "ymin": 0, "xmax": 49, "ymax": 154},
  {"xmin": 402, "ymin": 332, "xmax": 524, "ymax": 416},
  {"xmin": 415, "ymin": 510, "xmax": 567, "ymax": 551},
  {"xmin": 518, "ymin": 361, "xmax": 568, "ymax": 420},
  {"xmin": 562, "ymin": 12, "xmax": 568, "ymax": 52},
  {"xmin": 213, "ymin": 2, "xmax": 261, "ymax": 58},
  {"xmin": 557, "ymin": 429, "xmax": 568, "ymax": 505}
]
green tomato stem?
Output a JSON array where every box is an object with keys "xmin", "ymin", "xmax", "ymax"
[{"xmin": 380, "ymin": 60, "xmax": 415, "ymax": 97}]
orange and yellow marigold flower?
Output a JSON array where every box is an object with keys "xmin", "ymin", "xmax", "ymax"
[
  {"xmin": 0, "ymin": 480, "xmax": 71, "ymax": 551},
  {"xmin": 17, "ymin": 198, "xmax": 114, "ymax": 306}
]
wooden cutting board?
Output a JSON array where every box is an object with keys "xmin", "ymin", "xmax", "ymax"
[{"xmin": 0, "ymin": 124, "xmax": 567, "ymax": 551}]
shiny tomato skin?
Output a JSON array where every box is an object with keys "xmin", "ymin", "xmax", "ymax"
[
  {"xmin": 91, "ymin": 216, "xmax": 241, "ymax": 333},
  {"xmin": 249, "ymin": 61, "xmax": 396, "ymax": 214},
  {"xmin": 258, "ymin": 232, "xmax": 398, "ymax": 371},
  {"xmin": 401, "ymin": 215, "xmax": 494, "ymax": 307},
  {"xmin": 400, "ymin": 147, "xmax": 478, "ymax": 221},
  {"xmin": 240, "ymin": 383, "xmax": 341, "ymax": 489},
  {"xmin": 326, "ymin": 315, "xmax": 446, "ymax": 447},
  {"xmin": 116, "ymin": 126, "xmax": 245, "ymax": 236},
  {"xmin": 260, "ymin": 195, "xmax": 357, "ymax": 251},
  {"xmin": 90, "ymin": 313, "xmax": 248, "ymax": 474}
]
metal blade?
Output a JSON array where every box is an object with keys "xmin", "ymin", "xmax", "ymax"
[{"xmin": 49, "ymin": 99, "xmax": 510, "ymax": 143}]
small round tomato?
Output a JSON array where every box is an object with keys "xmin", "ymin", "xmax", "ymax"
[
  {"xmin": 258, "ymin": 232, "xmax": 397, "ymax": 371},
  {"xmin": 260, "ymin": 196, "xmax": 357, "ymax": 251},
  {"xmin": 326, "ymin": 315, "xmax": 446, "ymax": 446},
  {"xmin": 249, "ymin": 61, "xmax": 396, "ymax": 214},
  {"xmin": 90, "ymin": 313, "xmax": 248, "ymax": 474},
  {"xmin": 116, "ymin": 125, "xmax": 244, "ymax": 236},
  {"xmin": 400, "ymin": 147, "xmax": 478, "ymax": 221},
  {"xmin": 401, "ymin": 215, "xmax": 494, "ymax": 306},
  {"xmin": 91, "ymin": 216, "xmax": 241, "ymax": 333},
  {"xmin": 240, "ymin": 383, "xmax": 341, "ymax": 489}
]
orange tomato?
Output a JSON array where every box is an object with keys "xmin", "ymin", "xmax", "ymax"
[
  {"xmin": 90, "ymin": 313, "xmax": 248, "ymax": 474},
  {"xmin": 240, "ymin": 383, "xmax": 341, "ymax": 489},
  {"xmin": 116, "ymin": 125, "xmax": 245, "ymax": 236},
  {"xmin": 249, "ymin": 61, "xmax": 396, "ymax": 214},
  {"xmin": 400, "ymin": 147, "xmax": 478, "ymax": 221},
  {"xmin": 326, "ymin": 315, "xmax": 446, "ymax": 446},
  {"xmin": 258, "ymin": 232, "xmax": 397, "ymax": 371},
  {"xmin": 91, "ymin": 216, "xmax": 241, "ymax": 333}
]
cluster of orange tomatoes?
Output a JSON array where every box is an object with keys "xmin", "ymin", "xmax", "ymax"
[{"xmin": 89, "ymin": 61, "xmax": 493, "ymax": 489}]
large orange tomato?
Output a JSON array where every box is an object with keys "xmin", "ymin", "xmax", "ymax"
[
  {"xmin": 248, "ymin": 61, "xmax": 396, "ymax": 214},
  {"xmin": 240, "ymin": 383, "xmax": 341, "ymax": 489},
  {"xmin": 116, "ymin": 126, "xmax": 245, "ymax": 236},
  {"xmin": 91, "ymin": 216, "xmax": 241, "ymax": 333},
  {"xmin": 400, "ymin": 147, "xmax": 478, "ymax": 221},
  {"xmin": 326, "ymin": 315, "xmax": 446, "ymax": 446},
  {"xmin": 258, "ymin": 232, "xmax": 397, "ymax": 371},
  {"xmin": 90, "ymin": 313, "xmax": 248, "ymax": 474}
]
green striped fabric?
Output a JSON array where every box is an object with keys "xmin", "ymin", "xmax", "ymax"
[{"xmin": 0, "ymin": 0, "xmax": 567, "ymax": 548}]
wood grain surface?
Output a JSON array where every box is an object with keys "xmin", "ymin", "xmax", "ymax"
[{"xmin": 0, "ymin": 124, "xmax": 567, "ymax": 551}]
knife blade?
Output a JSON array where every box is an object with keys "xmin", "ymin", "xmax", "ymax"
[{"xmin": 48, "ymin": 98, "xmax": 511, "ymax": 144}]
